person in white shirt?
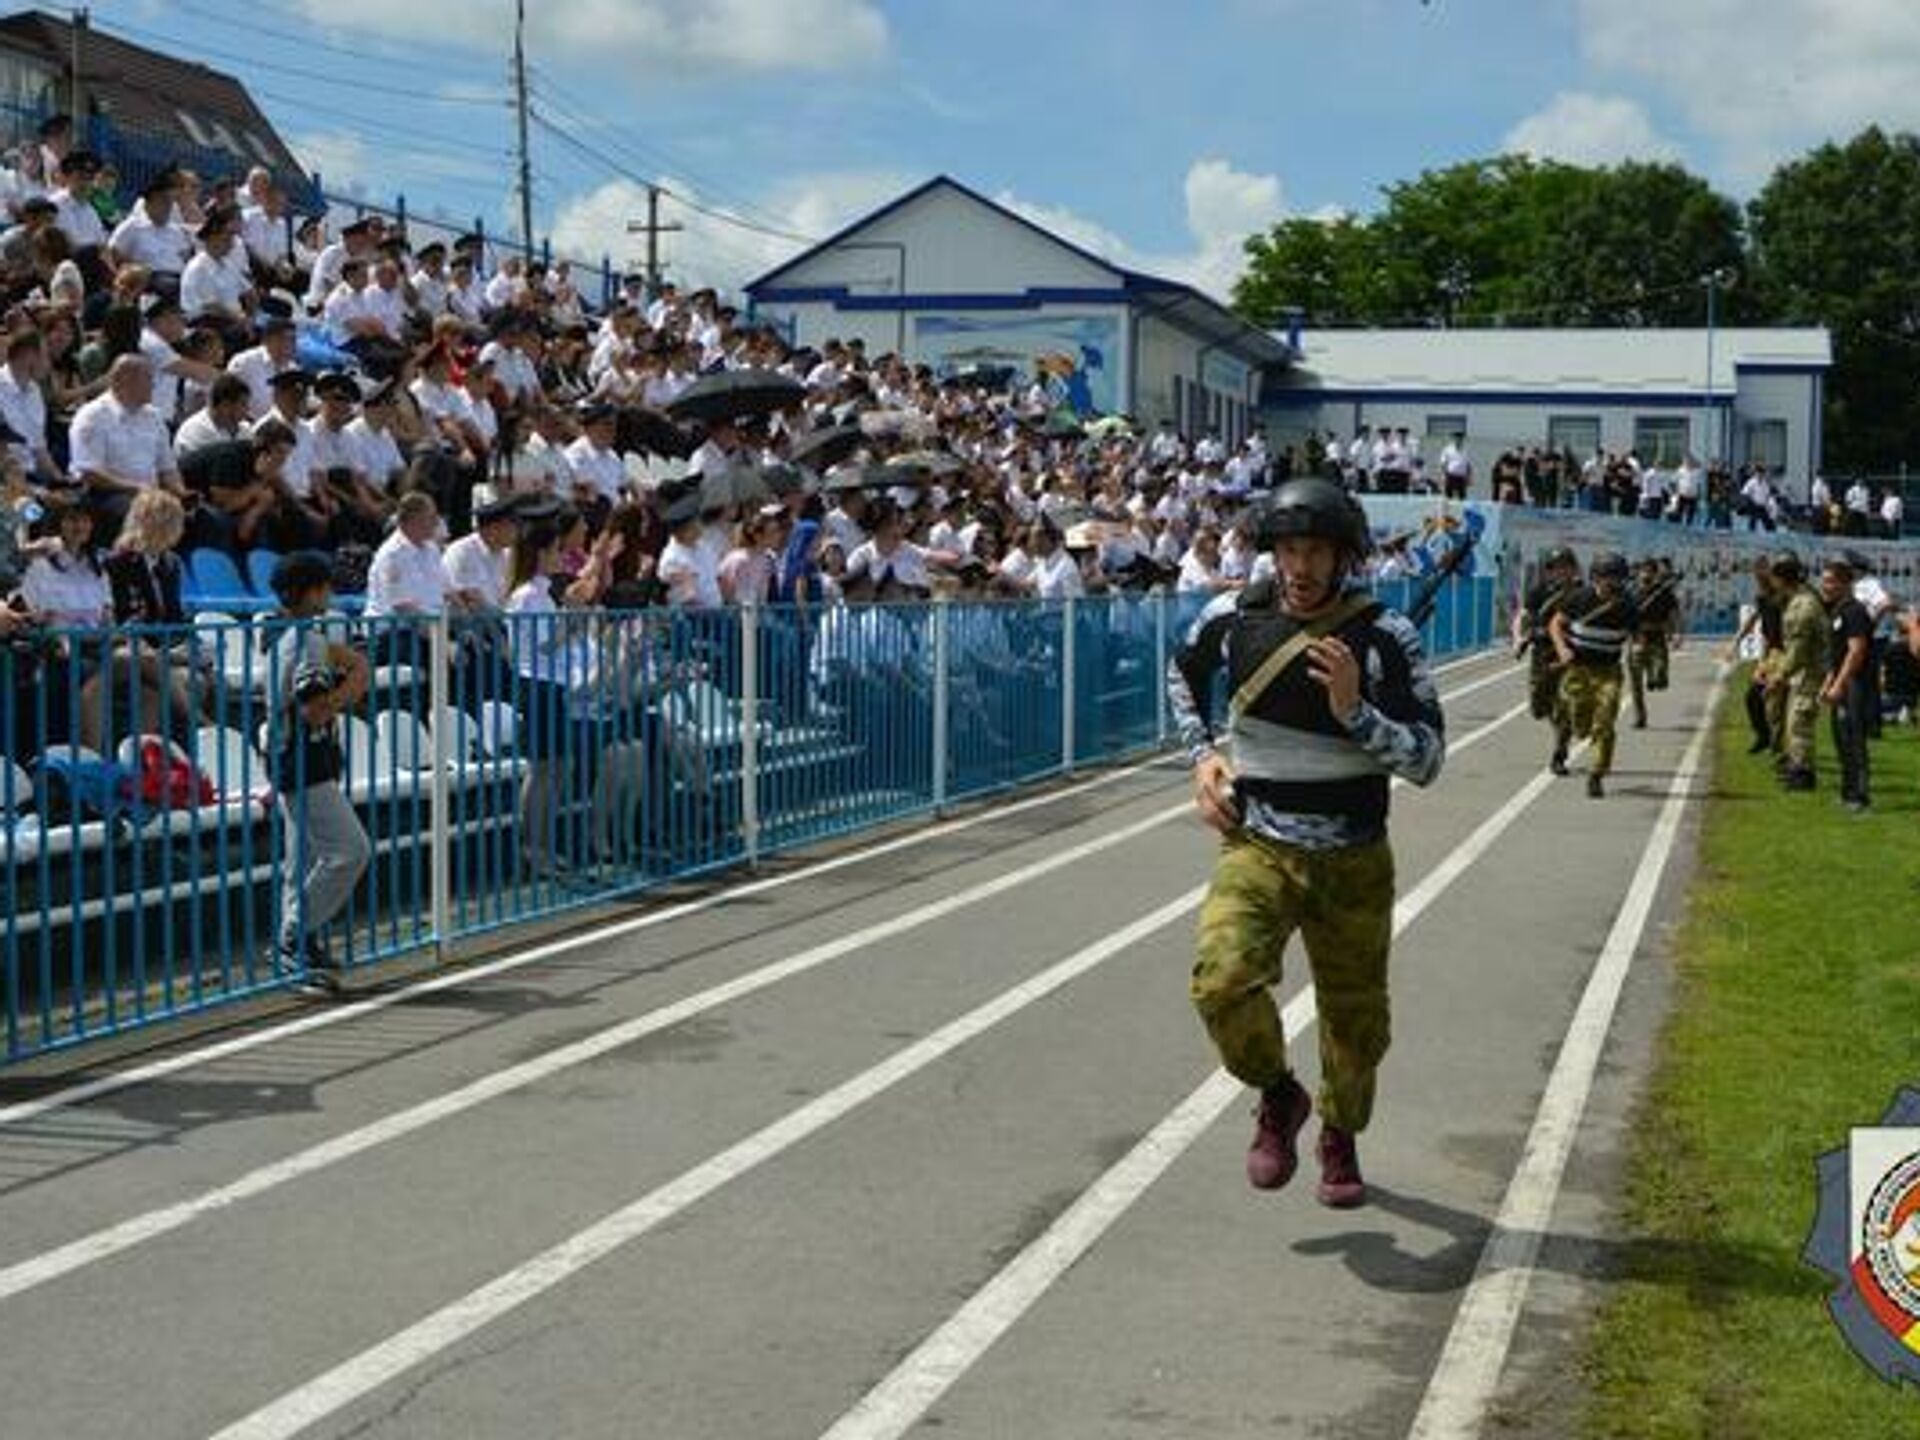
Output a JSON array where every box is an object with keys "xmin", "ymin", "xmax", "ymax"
[
  {"xmin": 445, "ymin": 253, "xmax": 486, "ymax": 328},
  {"xmin": 138, "ymin": 300, "xmax": 217, "ymax": 428},
  {"xmin": 345, "ymin": 381, "xmax": 406, "ymax": 493},
  {"xmin": 409, "ymin": 242, "xmax": 450, "ymax": 319},
  {"xmin": 1346, "ymin": 429, "xmax": 1373, "ymax": 490},
  {"xmin": 444, "ymin": 495, "xmax": 519, "ymax": 610},
  {"xmin": 1740, "ymin": 467, "xmax": 1779, "ymax": 532},
  {"xmin": 483, "ymin": 256, "xmax": 525, "ymax": 313},
  {"xmin": 822, "ymin": 487, "xmax": 870, "ymax": 557},
  {"xmin": 307, "ymin": 370, "xmax": 392, "ymax": 545},
  {"xmin": 227, "ymin": 317, "xmax": 298, "ymax": 420},
  {"xmin": 324, "ymin": 258, "xmax": 407, "ymax": 374},
  {"xmin": 1881, "ymin": 490, "xmax": 1904, "ymax": 540},
  {"xmin": 0, "ymin": 328, "xmax": 55, "ymax": 480},
  {"xmin": 69, "ymin": 356, "xmax": 180, "ymax": 542},
  {"xmin": 504, "ymin": 513, "xmax": 589, "ymax": 880},
  {"xmin": 656, "ymin": 492, "xmax": 723, "ymax": 607},
  {"xmin": 1845, "ymin": 478, "xmax": 1872, "ymax": 523},
  {"xmin": 1809, "ymin": 474, "xmax": 1832, "ymax": 526},
  {"xmin": 564, "ymin": 404, "xmax": 627, "ymax": 509},
  {"xmin": 48, "ymin": 150, "xmax": 106, "ymax": 257},
  {"xmin": 1637, "ymin": 461, "xmax": 1669, "ymax": 520},
  {"xmin": 1673, "ymin": 455, "xmax": 1704, "ymax": 525},
  {"xmin": 107, "ymin": 170, "xmax": 194, "ymax": 287},
  {"xmin": 173, "ymin": 372, "xmax": 253, "ymax": 457},
  {"xmin": 1439, "ymin": 433, "xmax": 1472, "ymax": 500},
  {"xmin": 1030, "ymin": 523, "xmax": 1085, "ymax": 600},
  {"xmin": 410, "ymin": 345, "xmax": 485, "ymax": 463},
  {"xmin": 240, "ymin": 175, "xmax": 297, "ymax": 287},
  {"xmin": 1177, "ymin": 528, "xmax": 1235, "ymax": 594},
  {"xmin": 179, "ymin": 207, "xmax": 256, "ymax": 341},
  {"xmin": 303, "ymin": 214, "xmax": 375, "ymax": 313},
  {"xmin": 844, "ymin": 503, "xmax": 932, "ymax": 595},
  {"xmin": 263, "ymin": 368, "xmax": 323, "ymax": 501},
  {"xmin": 366, "ymin": 492, "xmax": 457, "ymax": 623},
  {"xmin": 481, "ymin": 325, "xmax": 543, "ymax": 407}
]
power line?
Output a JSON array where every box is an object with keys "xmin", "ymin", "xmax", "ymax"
[
  {"xmin": 139, "ymin": 0, "xmax": 503, "ymax": 75},
  {"xmin": 247, "ymin": 87, "xmax": 511, "ymax": 164},
  {"xmin": 90, "ymin": 15, "xmax": 508, "ymax": 105},
  {"xmin": 524, "ymin": 71, "xmax": 805, "ymax": 239}
]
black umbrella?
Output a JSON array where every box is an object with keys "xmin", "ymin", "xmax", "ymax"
[
  {"xmin": 887, "ymin": 449, "xmax": 966, "ymax": 478},
  {"xmin": 665, "ymin": 368, "xmax": 806, "ymax": 424},
  {"xmin": 699, "ymin": 463, "xmax": 773, "ymax": 510},
  {"xmin": 787, "ymin": 423, "xmax": 864, "ymax": 471},
  {"xmin": 614, "ymin": 406, "xmax": 693, "ymax": 459},
  {"xmin": 762, "ymin": 462, "xmax": 815, "ymax": 498},
  {"xmin": 822, "ymin": 463, "xmax": 897, "ymax": 494}
]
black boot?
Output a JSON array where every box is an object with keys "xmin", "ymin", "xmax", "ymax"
[
  {"xmin": 1549, "ymin": 745, "xmax": 1569, "ymax": 777},
  {"xmin": 1782, "ymin": 766, "xmax": 1815, "ymax": 792},
  {"xmin": 1587, "ymin": 772, "xmax": 1605, "ymax": 799}
]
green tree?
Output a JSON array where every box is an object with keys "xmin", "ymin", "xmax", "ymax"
[
  {"xmin": 1749, "ymin": 126, "xmax": 1920, "ymax": 470},
  {"xmin": 1232, "ymin": 155, "xmax": 1747, "ymax": 330}
]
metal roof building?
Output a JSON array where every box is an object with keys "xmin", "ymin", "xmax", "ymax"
[{"xmin": 1266, "ymin": 326, "xmax": 1833, "ymax": 493}]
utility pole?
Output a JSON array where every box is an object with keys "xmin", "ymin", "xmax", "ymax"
[
  {"xmin": 69, "ymin": 7, "xmax": 87, "ymax": 123},
  {"xmin": 512, "ymin": 0, "xmax": 534, "ymax": 255},
  {"xmin": 625, "ymin": 185, "xmax": 683, "ymax": 292}
]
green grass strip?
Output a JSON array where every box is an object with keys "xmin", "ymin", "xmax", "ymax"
[{"xmin": 1580, "ymin": 673, "xmax": 1920, "ymax": 1436}]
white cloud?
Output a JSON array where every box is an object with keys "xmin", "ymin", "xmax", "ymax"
[
  {"xmin": 1503, "ymin": 92, "xmax": 1681, "ymax": 167},
  {"xmin": 288, "ymin": 131, "xmax": 373, "ymax": 194},
  {"xmin": 282, "ymin": 0, "xmax": 887, "ymax": 72},
  {"xmin": 998, "ymin": 158, "xmax": 1288, "ymax": 299},
  {"xmin": 1574, "ymin": 0, "xmax": 1920, "ymax": 182},
  {"xmin": 548, "ymin": 169, "xmax": 911, "ymax": 293}
]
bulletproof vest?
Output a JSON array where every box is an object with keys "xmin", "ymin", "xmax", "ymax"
[{"xmin": 1226, "ymin": 583, "xmax": 1393, "ymax": 823}]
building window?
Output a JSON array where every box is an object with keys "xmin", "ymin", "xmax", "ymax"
[
  {"xmin": 1633, "ymin": 416, "xmax": 1690, "ymax": 467},
  {"xmin": 1745, "ymin": 419, "xmax": 1787, "ymax": 471},
  {"xmin": 1547, "ymin": 415, "xmax": 1601, "ymax": 459},
  {"xmin": 1426, "ymin": 414, "xmax": 1467, "ymax": 442}
]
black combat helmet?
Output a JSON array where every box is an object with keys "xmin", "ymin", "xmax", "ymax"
[
  {"xmin": 1543, "ymin": 545, "xmax": 1577, "ymax": 571},
  {"xmin": 1769, "ymin": 549, "xmax": 1806, "ymax": 583},
  {"xmin": 1590, "ymin": 551, "xmax": 1629, "ymax": 581},
  {"xmin": 1255, "ymin": 477, "xmax": 1370, "ymax": 560}
]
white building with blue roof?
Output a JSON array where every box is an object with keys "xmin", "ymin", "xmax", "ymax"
[
  {"xmin": 743, "ymin": 175, "xmax": 1291, "ymax": 444},
  {"xmin": 1265, "ymin": 327, "xmax": 1833, "ymax": 495}
]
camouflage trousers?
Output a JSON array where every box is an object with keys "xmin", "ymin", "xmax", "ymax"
[
  {"xmin": 1191, "ymin": 833, "xmax": 1394, "ymax": 1133},
  {"xmin": 1528, "ymin": 650, "xmax": 1562, "ymax": 723},
  {"xmin": 1627, "ymin": 632, "xmax": 1670, "ymax": 718},
  {"xmin": 1560, "ymin": 663, "xmax": 1623, "ymax": 776},
  {"xmin": 1784, "ymin": 673, "xmax": 1821, "ymax": 768}
]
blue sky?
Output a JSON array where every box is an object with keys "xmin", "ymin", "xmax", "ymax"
[{"xmin": 98, "ymin": 0, "xmax": 1920, "ymax": 295}]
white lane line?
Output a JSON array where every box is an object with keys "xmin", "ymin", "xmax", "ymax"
[
  {"xmin": 0, "ymin": 658, "xmax": 1514, "ymax": 1129},
  {"xmin": 0, "ymin": 804, "xmax": 1194, "ymax": 1304},
  {"xmin": 0, "ymin": 757, "xmax": 1179, "ymax": 1130},
  {"xmin": 0, "ymin": 695, "xmax": 1528, "ymax": 1307},
  {"xmin": 198, "ymin": 698, "xmax": 1536, "ymax": 1440},
  {"xmin": 204, "ymin": 891, "xmax": 1212, "ymax": 1440},
  {"xmin": 814, "ymin": 726, "xmax": 1577, "ymax": 1440},
  {"xmin": 1405, "ymin": 668, "xmax": 1726, "ymax": 1440}
]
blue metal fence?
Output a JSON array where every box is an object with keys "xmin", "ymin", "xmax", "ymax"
[{"xmin": 0, "ymin": 581, "xmax": 1496, "ymax": 1064}]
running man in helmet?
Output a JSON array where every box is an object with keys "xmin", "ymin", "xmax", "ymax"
[
  {"xmin": 1513, "ymin": 545, "xmax": 1581, "ymax": 771},
  {"xmin": 1167, "ymin": 478, "xmax": 1446, "ymax": 1208},
  {"xmin": 1548, "ymin": 550, "xmax": 1638, "ymax": 798}
]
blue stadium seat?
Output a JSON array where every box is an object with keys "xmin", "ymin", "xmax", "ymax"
[
  {"xmin": 245, "ymin": 549, "xmax": 284, "ymax": 596},
  {"xmin": 184, "ymin": 548, "xmax": 271, "ymax": 614}
]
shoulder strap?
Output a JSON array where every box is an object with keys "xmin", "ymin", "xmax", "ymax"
[{"xmin": 1228, "ymin": 593, "xmax": 1380, "ymax": 719}]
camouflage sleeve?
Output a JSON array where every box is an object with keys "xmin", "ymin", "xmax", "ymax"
[
  {"xmin": 1166, "ymin": 591, "xmax": 1239, "ymax": 766},
  {"xmin": 1343, "ymin": 610, "xmax": 1446, "ymax": 788}
]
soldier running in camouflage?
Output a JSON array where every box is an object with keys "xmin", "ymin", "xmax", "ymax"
[
  {"xmin": 1548, "ymin": 550, "xmax": 1638, "ymax": 798},
  {"xmin": 1514, "ymin": 545, "xmax": 1580, "ymax": 773},
  {"xmin": 1627, "ymin": 556, "xmax": 1681, "ymax": 729},
  {"xmin": 1168, "ymin": 478, "xmax": 1446, "ymax": 1208}
]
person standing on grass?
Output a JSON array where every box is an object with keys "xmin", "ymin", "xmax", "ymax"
[
  {"xmin": 1820, "ymin": 555, "xmax": 1874, "ymax": 813},
  {"xmin": 1772, "ymin": 551, "xmax": 1826, "ymax": 793},
  {"xmin": 1168, "ymin": 478, "xmax": 1446, "ymax": 1209}
]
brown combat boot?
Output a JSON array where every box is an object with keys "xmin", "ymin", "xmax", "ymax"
[
  {"xmin": 1315, "ymin": 1124, "xmax": 1367, "ymax": 1209},
  {"xmin": 1246, "ymin": 1075, "xmax": 1312, "ymax": 1191}
]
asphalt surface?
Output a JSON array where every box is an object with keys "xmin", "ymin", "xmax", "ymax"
[{"xmin": 0, "ymin": 648, "xmax": 1719, "ymax": 1440}]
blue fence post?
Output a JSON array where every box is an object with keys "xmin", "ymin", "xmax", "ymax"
[
  {"xmin": 429, "ymin": 613, "xmax": 452, "ymax": 962},
  {"xmin": 601, "ymin": 254, "xmax": 613, "ymax": 310},
  {"xmin": 1061, "ymin": 598, "xmax": 1077, "ymax": 774},
  {"xmin": 740, "ymin": 604, "xmax": 761, "ymax": 869},
  {"xmin": 395, "ymin": 192, "xmax": 407, "ymax": 235},
  {"xmin": 1154, "ymin": 590, "xmax": 1169, "ymax": 744},
  {"xmin": 932, "ymin": 595, "xmax": 949, "ymax": 813}
]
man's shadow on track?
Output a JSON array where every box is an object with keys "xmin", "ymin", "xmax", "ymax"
[{"xmin": 1292, "ymin": 1184, "xmax": 1817, "ymax": 1300}]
